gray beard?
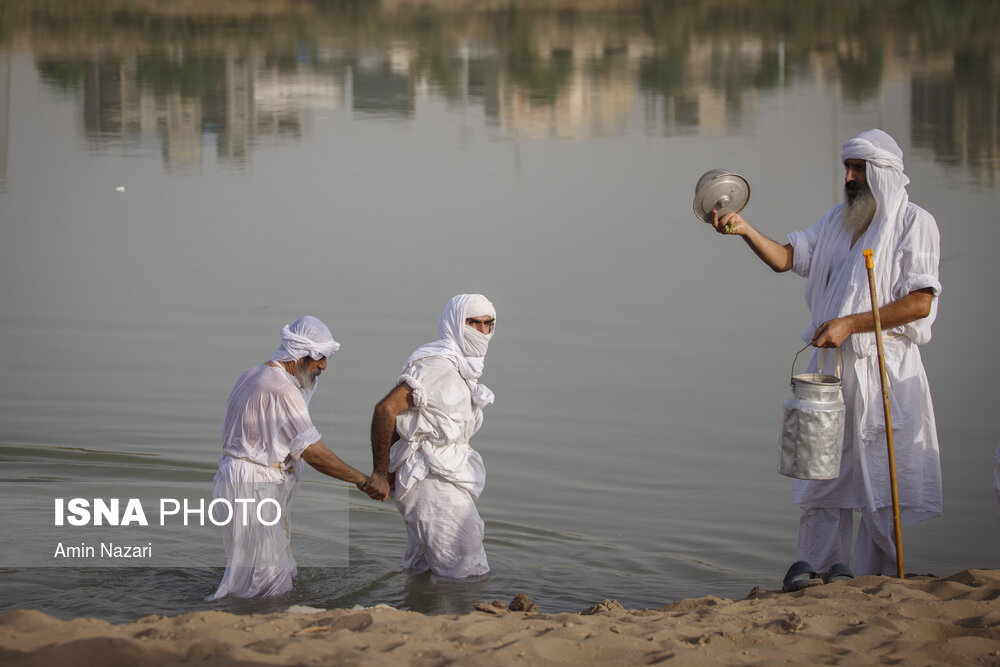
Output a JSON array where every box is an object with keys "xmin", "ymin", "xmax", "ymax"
[
  {"xmin": 293, "ymin": 359, "xmax": 320, "ymax": 401},
  {"xmin": 843, "ymin": 186, "xmax": 876, "ymax": 235}
]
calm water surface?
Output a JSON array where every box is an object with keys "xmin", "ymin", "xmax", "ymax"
[{"xmin": 1, "ymin": 1, "xmax": 998, "ymax": 621}]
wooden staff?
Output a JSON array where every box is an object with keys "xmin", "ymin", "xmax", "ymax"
[{"xmin": 862, "ymin": 248, "xmax": 904, "ymax": 579}]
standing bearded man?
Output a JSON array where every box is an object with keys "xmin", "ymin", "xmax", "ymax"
[
  {"xmin": 709, "ymin": 129, "xmax": 942, "ymax": 578},
  {"xmin": 207, "ymin": 316, "xmax": 372, "ymax": 600},
  {"xmin": 367, "ymin": 294, "xmax": 497, "ymax": 579}
]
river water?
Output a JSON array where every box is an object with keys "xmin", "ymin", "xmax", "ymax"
[{"xmin": 0, "ymin": 1, "xmax": 998, "ymax": 621}]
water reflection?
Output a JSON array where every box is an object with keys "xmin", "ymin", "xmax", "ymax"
[
  {"xmin": 0, "ymin": 0, "xmax": 997, "ymax": 182},
  {"xmin": 912, "ymin": 50, "xmax": 999, "ymax": 183},
  {"xmin": 400, "ymin": 572, "xmax": 491, "ymax": 615},
  {"xmin": 48, "ymin": 52, "xmax": 349, "ymax": 172},
  {"xmin": 0, "ymin": 51, "xmax": 8, "ymax": 192}
]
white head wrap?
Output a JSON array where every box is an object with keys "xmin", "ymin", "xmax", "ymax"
[
  {"xmin": 458, "ymin": 294, "xmax": 495, "ymax": 359},
  {"xmin": 840, "ymin": 128, "xmax": 905, "ymax": 172},
  {"xmin": 269, "ymin": 315, "xmax": 341, "ymax": 363},
  {"xmin": 403, "ymin": 294, "xmax": 496, "ymax": 410}
]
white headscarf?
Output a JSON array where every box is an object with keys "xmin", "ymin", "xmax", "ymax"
[
  {"xmin": 403, "ymin": 294, "xmax": 496, "ymax": 410},
  {"xmin": 269, "ymin": 316, "xmax": 341, "ymax": 363}
]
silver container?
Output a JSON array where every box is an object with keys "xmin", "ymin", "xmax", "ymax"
[
  {"xmin": 778, "ymin": 347, "xmax": 845, "ymax": 480},
  {"xmin": 692, "ymin": 169, "xmax": 750, "ymax": 222}
]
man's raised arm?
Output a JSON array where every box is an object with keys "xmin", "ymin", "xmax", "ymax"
[{"xmin": 711, "ymin": 209, "xmax": 794, "ymax": 273}]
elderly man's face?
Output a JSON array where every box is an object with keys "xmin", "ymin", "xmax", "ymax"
[
  {"xmin": 843, "ymin": 158, "xmax": 877, "ymax": 233},
  {"xmin": 844, "ymin": 159, "xmax": 868, "ymax": 203},
  {"xmin": 294, "ymin": 356, "xmax": 327, "ymax": 390}
]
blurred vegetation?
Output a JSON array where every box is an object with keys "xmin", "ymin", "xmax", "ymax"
[{"xmin": 2, "ymin": 0, "xmax": 997, "ymax": 103}]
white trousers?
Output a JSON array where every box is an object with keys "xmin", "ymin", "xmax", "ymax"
[
  {"xmin": 206, "ymin": 458, "xmax": 299, "ymax": 601},
  {"xmin": 393, "ymin": 474, "xmax": 489, "ymax": 579},
  {"xmin": 796, "ymin": 507, "xmax": 898, "ymax": 576}
]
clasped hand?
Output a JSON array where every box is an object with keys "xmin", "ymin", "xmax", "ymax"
[
  {"xmin": 363, "ymin": 472, "xmax": 391, "ymax": 501},
  {"xmin": 709, "ymin": 209, "xmax": 747, "ymax": 235}
]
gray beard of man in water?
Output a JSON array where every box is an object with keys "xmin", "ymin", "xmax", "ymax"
[
  {"xmin": 293, "ymin": 358, "xmax": 322, "ymax": 396},
  {"xmin": 844, "ymin": 179, "xmax": 877, "ymax": 234}
]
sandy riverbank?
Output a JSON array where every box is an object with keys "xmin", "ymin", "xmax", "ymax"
[{"xmin": 2, "ymin": 569, "xmax": 999, "ymax": 665}]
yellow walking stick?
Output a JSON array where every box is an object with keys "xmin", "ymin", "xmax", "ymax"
[{"xmin": 862, "ymin": 249, "xmax": 904, "ymax": 579}]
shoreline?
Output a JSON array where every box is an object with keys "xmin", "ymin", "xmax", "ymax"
[{"xmin": 2, "ymin": 569, "xmax": 999, "ymax": 665}]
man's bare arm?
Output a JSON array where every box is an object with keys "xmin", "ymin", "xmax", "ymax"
[
  {"xmin": 710, "ymin": 209, "xmax": 794, "ymax": 273},
  {"xmin": 812, "ymin": 288, "xmax": 935, "ymax": 348},
  {"xmin": 301, "ymin": 441, "xmax": 368, "ymax": 488},
  {"xmin": 367, "ymin": 383, "xmax": 414, "ymax": 501}
]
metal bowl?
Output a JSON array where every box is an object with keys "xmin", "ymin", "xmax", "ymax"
[{"xmin": 692, "ymin": 169, "xmax": 750, "ymax": 222}]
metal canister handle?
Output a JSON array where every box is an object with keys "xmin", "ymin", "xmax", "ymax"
[{"xmin": 790, "ymin": 344, "xmax": 843, "ymax": 385}]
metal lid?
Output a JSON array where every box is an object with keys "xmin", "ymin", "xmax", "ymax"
[{"xmin": 692, "ymin": 169, "xmax": 750, "ymax": 222}]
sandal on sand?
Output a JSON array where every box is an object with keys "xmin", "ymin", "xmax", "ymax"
[
  {"xmin": 782, "ymin": 560, "xmax": 824, "ymax": 592},
  {"xmin": 826, "ymin": 563, "xmax": 854, "ymax": 583}
]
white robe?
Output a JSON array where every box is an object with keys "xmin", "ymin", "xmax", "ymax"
[
  {"xmin": 207, "ymin": 364, "xmax": 320, "ymax": 600},
  {"xmin": 389, "ymin": 356, "xmax": 489, "ymax": 579},
  {"xmin": 787, "ymin": 202, "xmax": 942, "ymax": 525}
]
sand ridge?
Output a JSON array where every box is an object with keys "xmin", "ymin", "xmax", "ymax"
[{"xmin": 1, "ymin": 569, "xmax": 999, "ymax": 665}]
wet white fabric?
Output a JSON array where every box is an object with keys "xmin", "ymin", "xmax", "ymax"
[
  {"xmin": 206, "ymin": 457, "xmax": 301, "ymax": 600},
  {"xmin": 395, "ymin": 469, "xmax": 489, "ymax": 579},
  {"xmin": 270, "ymin": 315, "xmax": 341, "ymax": 363},
  {"xmin": 388, "ymin": 294, "xmax": 496, "ymax": 579},
  {"xmin": 219, "ymin": 365, "xmax": 321, "ymax": 466},
  {"xmin": 392, "ymin": 357, "xmax": 487, "ymax": 497},
  {"xmin": 207, "ymin": 363, "xmax": 321, "ymax": 600},
  {"xmin": 390, "ymin": 356, "xmax": 490, "ymax": 578}
]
